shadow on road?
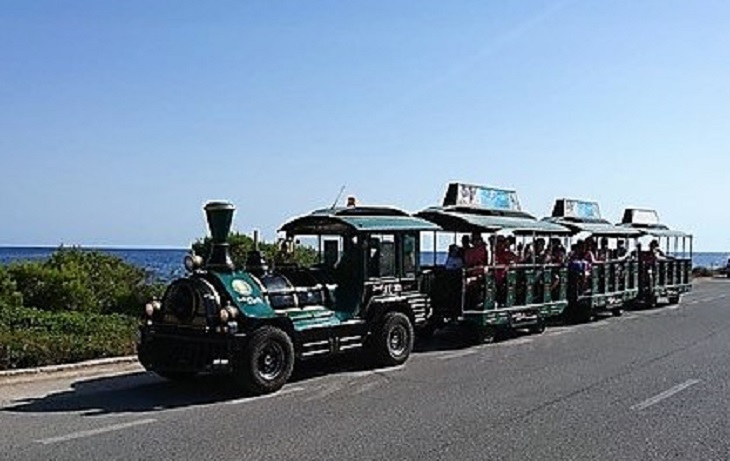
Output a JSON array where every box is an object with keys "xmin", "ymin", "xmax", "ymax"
[
  {"xmin": 1, "ymin": 320, "xmax": 584, "ymax": 416},
  {"xmin": 1, "ymin": 329, "xmax": 476, "ymax": 416}
]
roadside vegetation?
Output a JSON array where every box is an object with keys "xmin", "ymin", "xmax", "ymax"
[{"xmin": 0, "ymin": 234, "xmax": 317, "ymax": 370}]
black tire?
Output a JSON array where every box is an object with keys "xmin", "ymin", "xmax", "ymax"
[
  {"xmin": 155, "ymin": 370, "xmax": 197, "ymax": 382},
  {"xmin": 611, "ymin": 307, "xmax": 624, "ymax": 317},
  {"xmin": 233, "ymin": 326, "xmax": 295, "ymax": 395},
  {"xmin": 668, "ymin": 296, "xmax": 680, "ymax": 305},
  {"xmin": 368, "ymin": 311, "xmax": 414, "ymax": 367}
]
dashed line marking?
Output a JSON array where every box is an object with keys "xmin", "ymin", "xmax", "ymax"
[
  {"xmin": 631, "ymin": 379, "xmax": 701, "ymax": 411},
  {"xmin": 35, "ymin": 418, "xmax": 157, "ymax": 445}
]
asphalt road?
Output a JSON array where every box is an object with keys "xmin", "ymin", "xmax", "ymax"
[{"xmin": 2, "ymin": 279, "xmax": 730, "ymax": 460}]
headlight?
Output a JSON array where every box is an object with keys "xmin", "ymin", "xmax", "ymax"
[
  {"xmin": 184, "ymin": 254, "xmax": 204, "ymax": 272},
  {"xmin": 225, "ymin": 304, "xmax": 238, "ymax": 319},
  {"xmin": 145, "ymin": 303, "xmax": 155, "ymax": 317},
  {"xmin": 219, "ymin": 308, "xmax": 230, "ymax": 323}
]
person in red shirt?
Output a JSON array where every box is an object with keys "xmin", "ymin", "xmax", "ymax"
[{"xmin": 464, "ymin": 232, "xmax": 488, "ymax": 267}]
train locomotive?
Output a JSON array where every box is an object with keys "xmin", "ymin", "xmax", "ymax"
[{"xmin": 137, "ymin": 201, "xmax": 438, "ymax": 395}]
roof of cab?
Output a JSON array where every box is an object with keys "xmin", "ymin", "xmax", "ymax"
[
  {"xmin": 416, "ymin": 206, "xmax": 570, "ymax": 235},
  {"xmin": 279, "ymin": 206, "xmax": 441, "ymax": 235}
]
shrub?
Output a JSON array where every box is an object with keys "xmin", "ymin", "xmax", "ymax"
[
  {"xmin": 0, "ymin": 304, "xmax": 137, "ymax": 370},
  {"xmin": 7, "ymin": 247, "xmax": 164, "ymax": 316},
  {"xmin": 0, "ymin": 266, "xmax": 23, "ymax": 309},
  {"xmin": 192, "ymin": 232, "xmax": 318, "ymax": 268}
]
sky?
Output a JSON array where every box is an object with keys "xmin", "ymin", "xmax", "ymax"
[{"xmin": 1, "ymin": 1, "xmax": 728, "ymax": 251}]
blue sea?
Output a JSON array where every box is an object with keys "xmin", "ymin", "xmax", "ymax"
[{"xmin": 0, "ymin": 247, "xmax": 727, "ymax": 281}]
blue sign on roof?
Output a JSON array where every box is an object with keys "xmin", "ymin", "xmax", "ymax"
[
  {"xmin": 444, "ymin": 183, "xmax": 521, "ymax": 211},
  {"xmin": 564, "ymin": 200, "xmax": 601, "ymax": 220}
]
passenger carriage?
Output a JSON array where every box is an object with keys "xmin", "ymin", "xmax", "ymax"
[
  {"xmin": 415, "ymin": 183, "xmax": 571, "ymax": 343},
  {"xmin": 138, "ymin": 201, "xmax": 439, "ymax": 395},
  {"xmin": 544, "ymin": 199, "xmax": 641, "ymax": 322},
  {"xmin": 618, "ymin": 208, "xmax": 693, "ymax": 306}
]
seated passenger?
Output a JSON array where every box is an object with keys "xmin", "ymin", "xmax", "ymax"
[
  {"xmin": 597, "ymin": 237, "xmax": 611, "ymax": 261},
  {"xmin": 643, "ymin": 239, "xmax": 669, "ymax": 263},
  {"xmin": 444, "ymin": 244, "xmax": 464, "ymax": 270},
  {"xmin": 464, "ymin": 232, "xmax": 488, "ymax": 267},
  {"xmin": 614, "ymin": 240, "xmax": 628, "ymax": 259}
]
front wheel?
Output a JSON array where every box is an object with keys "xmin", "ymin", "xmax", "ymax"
[
  {"xmin": 668, "ymin": 295, "xmax": 680, "ymax": 305},
  {"xmin": 368, "ymin": 312, "xmax": 414, "ymax": 367},
  {"xmin": 611, "ymin": 307, "xmax": 624, "ymax": 317},
  {"xmin": 233, "ymin": 326, "xmax": 295, "ymax": 395}
]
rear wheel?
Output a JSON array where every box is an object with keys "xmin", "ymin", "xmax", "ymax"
[
  {"xmin": 234, "ymin": 326, "xmax": 294, "ymax": 395},
  {"xmin": 368, "ymin": 312, "xmax": 414, "ymax": 367}
]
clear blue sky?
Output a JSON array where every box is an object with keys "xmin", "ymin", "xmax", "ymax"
[{"xmin": 1, "ymin": 1, "xmax": 728, "ymax": 250}]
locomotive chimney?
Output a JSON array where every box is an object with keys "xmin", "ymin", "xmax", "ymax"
[{"xmin": 204, "ymin": 201, "xmax": 235, "ymax": 271}]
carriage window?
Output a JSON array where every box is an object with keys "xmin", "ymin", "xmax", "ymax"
[
  {"xmin": 323, "ymin": 239, "xmax": 339, "ymax": 268},
  {"xmin": 367, "ymin": 234, "xmax": 396, "ymax": 278},
  {"xmin": 403, "ymin": 234, "xmax": 417, "ymax": 277}
]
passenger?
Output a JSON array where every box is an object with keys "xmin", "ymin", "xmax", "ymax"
[
  {"xmin": 523, "ymin": 238, "xmax": 546, "ymax": 264},
  {"xmin": 461, "ymin": 234, "xmax": 471, "ymax": 253},
  {"xmin": 584, "ymin": 237, "xmax": 598, "ymax": 267},
  {"xmin": 464, "ymin": 232, "xmax": 488, "ymax": 267},
  {"xmin": 549, "ymin": 238, "xmax": 566, "ymax": 263},
  {"xmin": 615, "ymin": 240, "xmax": 628, "ymax": 259},
  {"xmin": 444, "ymin": 244, "xmax": 464, "ymax": 270},
  {"xmin": 645, "ymin": 239, "xmax": 669, "ymax": 262},
  {"xmin": 597, "ymin": 237, "xmax": 611, "ymax": 261},
  {"xmin": 535, "ymin": 238, "xmax": 547, "ymax": 263},
  {"xmin": 494, "ymin": 236, "xmax": 519, "ymax": 304}
]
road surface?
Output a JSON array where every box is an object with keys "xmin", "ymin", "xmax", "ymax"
[{"xmin": 2, "ymin": 279, "xmax": 729, "ymax": 460}]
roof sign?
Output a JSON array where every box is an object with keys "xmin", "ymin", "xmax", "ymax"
[
  {"xmin": 552, "ymin": 199, "xmax": 602, "ymax": 220},
  {"xmin": 442, "ymin": 183, "xmax": 521, "ymax": 211},
  {"xmin": 622, "ymin": 208, "xmax": 660, "ymax": 226}
]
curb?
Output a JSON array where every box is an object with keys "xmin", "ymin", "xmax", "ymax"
[{"xmin": 0, "ymin": 356, "xmax": 139, "ymax": 380}]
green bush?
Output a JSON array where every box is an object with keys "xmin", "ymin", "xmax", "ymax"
[
  {"xmin": 192, "ymin": 232, "xmax": 318, "ymax": 268},
  {"xmin": 0, "ymin": 266, "xmax": 23, "ymax": 309},
  {"xmin": 0, "ymin": 304, "xmax": 137, "ymax": 370},
  {"xmin": 7, "ymin": 247, "xmax": 163, "ymax": 316}
]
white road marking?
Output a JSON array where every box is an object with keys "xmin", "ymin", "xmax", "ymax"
[
  {"xmin": 546, "ymin": 328, "xmax": 573, "ymax": 336},
  {"xmin": 503, "ymin": 337, "xmax": 534, "ymax": 346},
  {"xmin": 305, "ymin": 382, "xmax": 344, "ymax": 401},
  {"xmin": 631, "ymin": 379, "xmax": 701, "ymax": 411},
  {"xmin": 35, "ymin": 418, "xmax": 157, "ymax": 445},
  {"xmin": 437, "ymin": 350, "xmax": 478, "ymax": 360},
  {"xmin": 225, "ymin": 386, "xmax": 305, "ymax": 405},
  {"xmin": 353, "ymin": 380, "xmax": 381, "ymax": 395}
]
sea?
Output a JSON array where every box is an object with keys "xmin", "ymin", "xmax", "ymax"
[{"xmin": 0, "ymin": 247, "xmax": 727, "ymax": 282}]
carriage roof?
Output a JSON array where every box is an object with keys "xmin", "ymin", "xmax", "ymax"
[{"xmin": 416, "ymin": 206, "xmax": 570, "ymax": 235}]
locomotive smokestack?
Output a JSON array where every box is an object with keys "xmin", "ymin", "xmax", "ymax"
[{"xmin": 204, "ymin": 201, "xmax": 235, "ymax": 271}]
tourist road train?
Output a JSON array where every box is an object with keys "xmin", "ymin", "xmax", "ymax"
[{"xmin": 137, "ymin": 182, "xmax": 693, "ymax": 394}]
